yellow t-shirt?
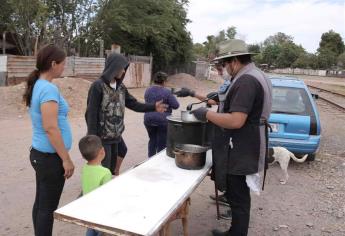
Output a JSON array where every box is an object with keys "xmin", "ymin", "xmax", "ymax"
[{"xmin": 82, "ymin": 164, "xmax": 112, "ymax": 195}]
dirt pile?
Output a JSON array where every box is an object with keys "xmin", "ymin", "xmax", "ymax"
[
  {"xmin": 0, "ymin": 77, "xmax": 91, "ymax": 119},
  {"xmin": 53, "ymin": 77, "xmax": 91, "ymax": 117}
]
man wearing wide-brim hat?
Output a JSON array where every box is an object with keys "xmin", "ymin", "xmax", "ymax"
[{"xmin": 190, "ymin": 39, "xmax": 273, "ymax": 236}]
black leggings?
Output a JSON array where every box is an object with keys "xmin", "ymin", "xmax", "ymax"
[{"xmin": 30, "ymin": 148, "xmax": 65, "ymax": 236}]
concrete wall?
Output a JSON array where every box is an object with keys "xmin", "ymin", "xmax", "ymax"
[
  {"xmin": 1, "ymin": 55, "xmax": 152, "ymax": 87},
  {"xmin": 272, "ymin": 68, "xmax": 327, "ymax": 76}
]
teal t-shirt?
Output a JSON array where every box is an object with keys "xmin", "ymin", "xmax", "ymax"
[
  {"xmin": 29, "ymin": 79, "xmax": 72, "ymax": 153},
  {"xmin": 82, "ymin": 164, "xmax": 112, "ymax": 195}
]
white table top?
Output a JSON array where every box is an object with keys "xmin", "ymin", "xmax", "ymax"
[{"xmin": 54, "ymin": 149, "xmax": 212, "ymax": 236}]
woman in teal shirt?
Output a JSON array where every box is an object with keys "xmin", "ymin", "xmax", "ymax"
[{"xmin": 23, "ymin": 44, "xmax": 75, "ymax": 236}]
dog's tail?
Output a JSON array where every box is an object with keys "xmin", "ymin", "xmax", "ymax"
[{"xmin": 289, "ymin": 152, "xmax": 308, "ymax": 163}]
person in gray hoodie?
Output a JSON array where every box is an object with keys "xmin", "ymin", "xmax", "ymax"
[{"xmin": 85, "ymin": 53, "xmax": 166, "ymax": 174}]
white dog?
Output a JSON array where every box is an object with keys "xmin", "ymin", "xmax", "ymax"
[{"xmin": 268, "ymin": 147, "xmax": 308, "ymax": 184}]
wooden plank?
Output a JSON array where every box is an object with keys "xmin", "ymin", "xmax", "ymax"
[{"xmin": 54, "ymin": 150, "xmax": 212, "ymax": 236}]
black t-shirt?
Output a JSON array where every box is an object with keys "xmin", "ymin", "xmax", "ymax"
[
  {"xmin": 226, "ymin": 74, "xmax": 264, "ymax": 122},
  {"xmin": 222, "ymin": 74, "xmax": 264, "ymax": 175}
]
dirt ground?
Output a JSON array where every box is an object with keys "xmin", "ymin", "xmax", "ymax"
[{"xmin": 0, "ymin": 74, "xmax": 344, "ymax": 236}]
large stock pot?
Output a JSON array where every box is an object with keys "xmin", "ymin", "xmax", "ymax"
[{"xmin": 166, "ymin": 115, "xmax": 214, "ymax": 158}]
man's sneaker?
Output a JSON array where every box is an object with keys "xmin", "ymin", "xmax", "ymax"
[
  {"xmin": 219, "ymin": 209, "xmax": 232, "ymax": 220},
  {"xmin": 209, "ymin": 193, "xmax": 230, "ymax": 206}
]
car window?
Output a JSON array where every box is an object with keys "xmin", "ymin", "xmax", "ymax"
[{"xmin": 272, "ymin": 87, "xmax": 313, "ymax": 116}]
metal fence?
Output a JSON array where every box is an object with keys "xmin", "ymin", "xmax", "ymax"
[{"xmin": 0, "ymin": 55, "xmax": 153, "ymax": 87}]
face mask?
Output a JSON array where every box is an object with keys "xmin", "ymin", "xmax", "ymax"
[{"xmin": 110, "ymin": 81, "xmax": 117, "ymax": 89}]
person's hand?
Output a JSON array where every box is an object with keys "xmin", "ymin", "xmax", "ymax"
[
  {"xmin": 190, "ymin": 107, "xmax": 208, "ymax": 122},
  {"xmin": 63, "ymin": 158, "xmax": 75, "ymax": 179},
  {"xmin": 206, "ymin": 92, "xmax": 219, "ymax": 102},
  {"xmin": 174, "ymin": 87, "xmax": 195, "ymax": 97},
  {"xmin": 155, "ymin": 100, "xmax": 168, "ymax": 113}
]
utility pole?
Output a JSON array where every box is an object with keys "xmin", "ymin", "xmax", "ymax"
[
  {"xmin": 100, "ymin": 39, "xmax": 104, "ymax": 58},
  {"xmin": 2, "ymin": 31, "xmax": 6, "ymax": 54}
]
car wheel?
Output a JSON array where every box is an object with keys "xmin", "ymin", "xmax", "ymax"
[{"xmin": 307, "ymin": 153, "xmax": 315, "ymax": 161}]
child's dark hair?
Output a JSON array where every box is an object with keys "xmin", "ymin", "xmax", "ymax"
[
  {"xmin": 23, "ymin": 44, "xmax": 66, "ymax": 107},
  {"xmin": 79, "ymin": 135, "xmax": 103, "ymax": 161}
]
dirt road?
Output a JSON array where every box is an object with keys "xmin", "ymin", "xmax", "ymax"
[{"xmin": 1, "ymin": 77, "xmax": 344, "ymax": 236}]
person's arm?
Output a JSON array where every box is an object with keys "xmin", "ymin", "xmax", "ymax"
[
  {"xmin": 125, "ymin": 88, "xmax": 156, "ymax": 112},
  {"xmin": 86, "ymin": 82, "xmax": 102, "ymax": 135},
  {"xmin": 167, "ymin": 92, "xmax": 180, "ymax": 109},
  {"xmin": 41, "ymin": 101, "xmax": 74, "ymax": 179},
  {"xmin": 206, "ymin": 111, "xmax": 247, "ymax": 129},
  {"xmin": 175, "ymin": 87, "xmax": 218, "ymax": 105},
  {"xmin": 193, "ymin": 76, "xmax": 259, "ymax": 129}
]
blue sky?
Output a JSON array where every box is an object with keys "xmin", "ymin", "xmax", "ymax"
[{"xmin": 186, "ymin": 0, "xmax": 345, "ymax": 53}]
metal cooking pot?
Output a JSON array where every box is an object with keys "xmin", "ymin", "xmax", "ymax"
[
  {"xmin": 173, "ymin": 144, "xmax": 209, "ymax": 170},
  {"xmin": 181, "ymin": 110, "xmax": 203, "ymax": 122}
]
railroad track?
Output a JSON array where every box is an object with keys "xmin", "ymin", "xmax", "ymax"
[{"xmin": 307, "ymin": 84, "xmax": 345, "ymax": 112}]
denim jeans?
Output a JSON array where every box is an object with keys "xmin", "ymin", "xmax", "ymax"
[
  {"xmin": 145, "ymin": 125, "xmax": 167, "ymax": 157},
  {"xmin": 30, "ymin": 148, "xmax": 65, "ymax": 236},
  {"xmin": 86, "ymin": 228, "xmax": 102, "ymax": 236}
]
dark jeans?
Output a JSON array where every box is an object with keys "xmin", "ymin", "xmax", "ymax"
[
  {"xmin": 30, "ymin": 148, "xmax": 65, "ymax": 236},
  {"xmin": 86, "ymin": 228, "xmax": 102, "ymax": 236},
  {"xmin": 225, "ymin": 175, "xmax": 251, "ymax": 236},
  {"xmin": 102, "ymin": 142, "xmax": 118, "ymax": 175},
  {"xmin": 145, "ymin": 125, "xmax": 167, "ymax": 157}
]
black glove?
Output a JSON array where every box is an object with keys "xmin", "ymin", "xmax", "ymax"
[
  {"xmin": 174, "ymin": 87, "xmax": 195, "ymax": 97},
  {"xmin": 206, "ymin": 92, "xmax": 219, "ymax": 102},
  {"xmin": 190, "ymin": 107, "xmax": 208, "ymax": 122}
]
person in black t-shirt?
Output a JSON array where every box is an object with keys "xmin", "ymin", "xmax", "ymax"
[{"xmin": 189, "ymin": 39, "xmax": 272, "ymax": 236}]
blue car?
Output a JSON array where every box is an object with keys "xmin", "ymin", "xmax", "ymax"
[{"xmin": 268, "ymin": 77, "xmax": 321, "ymax": 160}]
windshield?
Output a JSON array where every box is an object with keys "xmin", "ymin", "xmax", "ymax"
[{"xmin": 272, "ymin": 86, "xmax": 313, "ymax": 116}]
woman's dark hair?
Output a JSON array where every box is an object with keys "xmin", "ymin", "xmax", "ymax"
[
  {"xmin": 153, "ymin": 71, "xmax": 168, "ymax": 84},
  {"xmin": 23, "ymin": 44, "xmax": 66, "ymax": 107}
]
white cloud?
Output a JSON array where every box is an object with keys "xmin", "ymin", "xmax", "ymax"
[{"xmin": 186, "ymin": 0, "xmax": 345, "ymax": 52}]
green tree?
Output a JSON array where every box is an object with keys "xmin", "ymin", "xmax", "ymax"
[
  {"xmin": 261, "ymin": 44, "xmax": 280, "ymax": 67},
  {"xmin": 226, "ymin": 26, "xmax": 236, "ymax": 39},
  {"xmin": 248, "ymin": 44, "xmax": 260, "ymax": 53},
  {"xmin": 318, "ymin": 30, "xmax": 344, "ymax": 56},
  {"xmin": 292, "ymin": 53, "xmax": 318, "ymax": 69},
  {"xmin": 261, "ymin": 32, "xmax": 305, "ymax": 68},
  {"xmin": 203, "ymin": 35, "xmax": 217, "ymax": 59},
  {"xmin": 337, "ymin": 52, "xmax": 345, "ymax": 69},
  {"xmin": 91, "ymin": 0, "xmax": 193, "ymax": 72},
  {"xmin": 276, "ymin": 42, "xmax": 305, "ymax": 68},
  {"xmin": 5, "ymin": 0, "xmax": 48, "ymax": 55},
  {"xmin": 192, "ymin": 43, "xmax": 206, "ymax": 60},
  {"xmin": 0, "ymin": 0, "xmax": 13, "ymax": 32},
  {"xmin": 317, "ymin": 48, "xmax": 337, "ymax": 69},
  {"xmin": 263, "ymin": 32, "xmax": 293, "ymax": 47}
]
